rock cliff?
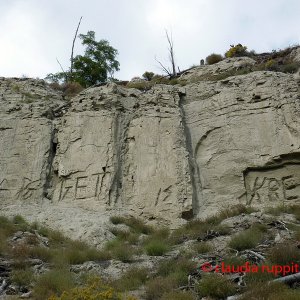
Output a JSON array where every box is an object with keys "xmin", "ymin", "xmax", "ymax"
[{"xmin": 1, "ymin": 55, "xmax": 300, "ymax": 245}]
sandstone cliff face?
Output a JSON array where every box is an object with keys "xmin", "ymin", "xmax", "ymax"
[{"xmin": 0, "ymin": 56, "xmax": 300, "ymax": 245}]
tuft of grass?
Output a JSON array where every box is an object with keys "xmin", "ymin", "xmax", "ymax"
[
  {"xmin": 29, "ymin": 246, "xmax": 54, "ymax": 262},
  {"xmin": 105, "ymin": 239, "xmax": 135, "ymax": 262},
  {"xmin": 228, "ymin": 224, "xmax": 265, "ymax": 251},
  {"xmin": 33, "ymin": 268, "xmax": 75, "ymax": 299},
  {"xmin": 265, "ymin": 204, "xmax": 300, "ymax": 221},
  {"xmin": 11, "ymin": 243, "xmax": 30, "ymax": 261},
  {"xmin": 144, "ymin": 239, "xmax": 169, "ymax": 256},
  {"xmin": 196, "ymin": 273, "xmax": 236, "ymax": 299},
  {"xmin": 143, "ymin": 228, "xmax": 171, "ymax": 256},
  {"xmin": 109, "ymin": 216, "xmax": 153, "ymax": 234},
  {"xmin": 112, "ymin": 267, "xmax": 149, "ymax": 291},
  {"xmin": 193, "ymin": 242, "xmax": 212, "ymax": 254},
  {"xmin": 13, "ymin": 215, "xmax": 30, "ymax": 231},
  {"xmin": 267, "ymin": 243, "xmax": 300, "ymax": 266},
  {"xmin": 109, "ymin": 228, "xmax": 139, "ymax": 245},
  {"xmin": 11, "ymin": 268, "xmax": 34, "ymax": 287},
  {"xmin": 240, "ymin": 281, "xmax": 300, "ymax": 300},
  {"xmin": 48, "ymin": 276, "xmax": 128, "ymax": 300},
  {"xmin": 157, "ymin": 257, "xmax": 195, "ymax": 286},
  {"xmin": 172, "ymin": 204, "xmax": 253, "ymax": 244},
  {"xmin": 145, "ymin": 277, "xmax": 176, "ymax": 300}
]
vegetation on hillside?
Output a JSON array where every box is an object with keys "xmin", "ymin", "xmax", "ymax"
[{"xmin": 2, "ymin": 203, "xmax": 300, "ymax": 299}]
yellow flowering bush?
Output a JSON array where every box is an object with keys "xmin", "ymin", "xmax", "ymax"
[
  {"xmin": 49, "ymin": 277, "xmax": 137, "ymax": 300},
  {"xmin": 225, "ymin": 44, "xmax": 248, "ymax": 58}
]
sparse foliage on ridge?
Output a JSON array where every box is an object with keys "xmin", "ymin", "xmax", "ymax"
[{"xmin": 46, "ymin": 31, "xmax": 120, "ymax": 88}]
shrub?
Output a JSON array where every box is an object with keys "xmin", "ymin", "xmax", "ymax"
[
  {"xmin": 62, "ymin": 82, "xmax": 83, "ymax": 97},
  {"xmin": 29, "ymin": 246, "xmax": 54, "ymax": 262},
  {"xmin": 193, "ymin": 242, "xmax": 212, "ymax": 254},
  {"xmin": 145, "ymin": 277, "xmax": 176, "ymax": 300},
  {"xmin": 265, "ymin": 59, "xmax": 278, "ymax": 71},
  {"xmin": 225, "ymin": 44, "xmax": 248, "ymax": 58},
  {"xmin": 206, "ymin": 53, "xmax": 223, "ymax": 65},
  {"xmin": 11, "ymin": 268, "xmax": 34, "ymax": 287},
  {"xmin": 113, "ymin": 267, "xmax": 149, "ymax": 291},
  {"xmin": 13, "ymin": 215, "xmax": 30, "ymax": 231},
  {"xmin": 144, "ymin": 239, "xmax": 169, "ymax": 256},
  {"xmin": 196, "ymin": 273, "xmax": 236, "ymax": 299},
  {"xmin": 268, "ymin": 243, "xmax": 300, "ymax": 266},
  {"xmin": 109, "ymin": 216, "xmax": 153, "ymax": 234},
  {"xmin": 105, "ymin": 239, "xmax": 135, "ymax": 262},
  {"xmin": 110, "ymin": 228, "xmax": 139, "ymax": 245},
  {"xmin": 34, "ymin": 268, "xmax": 75, "ymax": 299},
  {"xmin": 240, "ymin": 282, "xmax": 300, "ymax": 300},
  {"xmin": 142, "ymin": 71, "xmax": 155, "ymax": 81},
  {"xmin": 126, "ymin": 81, "xmax": 151, "ymax": 90},
  {"xmin": 281, "ymin": 62, "xmax": 300, "ymax": 73},
  {"xmin": 228, "ymin": 226, "xmax": 264, "ymax": 251},
  {"xmin": 157, "ymin": 257, "xmax": 195, "ymax": 286},
  {"xmin": 11, "ymin": 243, "xmax": 30, "ymax": 260},
  {"xmin": 49, "ymin": 276, "xmax": 129, "ymax": 300}
]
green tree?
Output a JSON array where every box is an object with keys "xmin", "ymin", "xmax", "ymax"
[{"xmin": 46, "ymin": 31, "xmax": 120, "ymax": 87}]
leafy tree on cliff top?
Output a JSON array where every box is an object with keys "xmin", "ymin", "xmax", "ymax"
[{"xmin": 46, "ymin": 31, "xmax": 120, "ymax": 88}]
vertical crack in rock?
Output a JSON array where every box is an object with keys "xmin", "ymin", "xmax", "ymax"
[
  {"xmin": 42, "ymin": 124, "xmax": 57, "ymax": 200},
  {"xmin": 108, "ymin": 111, "xmax": 130, "ymax": 206},
  {"xmin": 178, "ymin": 91, "xmax": 201, "ymax": 217}
]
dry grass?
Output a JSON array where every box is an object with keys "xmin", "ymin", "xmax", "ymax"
[
  {"xmin": 145, "ymin": 277, "xmax": 177, "ymax": 300},
  {"xmin": 267, "ymin": 243, "xmax": 300, "ymax": 265},
  {"xmin": 33, "ymin": 268, "xmax": 75, "ymax": 299},
  {"xmin": 196, "ymin": 273, "xmax": 236, "ymax": 299},
  {"xmin": 240, "ymin": 282, "xmax": 300, "ymax": 300},
  {"xmin": 112, "ymin": 267, "xmax": 149, "ymax": 291}
]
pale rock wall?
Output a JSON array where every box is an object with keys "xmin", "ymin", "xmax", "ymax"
[
  {"xmin": 183, "ymin": 71, "xmax": 300, "ymax": 217},
  {"xmin": 1, "ymin": 56, "xmax": 300, "ymax": 244}
]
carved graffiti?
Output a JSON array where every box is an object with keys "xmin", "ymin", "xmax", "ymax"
[
  {"xmin": 245, "ymin": 165, "xmax": 300, "ymax": 205},
  {"xmin": 58, "ymin": 172, "xmax": 108, "ymax": 201}
]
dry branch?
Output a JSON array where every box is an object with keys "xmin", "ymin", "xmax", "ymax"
[{"xmin": 70, "ymin": 16, "xmax": 83, "ymax": 79}]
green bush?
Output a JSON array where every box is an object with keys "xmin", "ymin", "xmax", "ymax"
[
  {"xmin": 205, "ymin": 53, "xmax": 223, "ymax": 65},
  {"xmin": 34, "ymin": 268, "xmax": 75, "ymax": 299},
  {"xmin": 225, "ymin": 44, "xmax": 248, "ymax": 58},
  {"xmin": 142, "ymin": 71, "xmax": 155, "ymax": 81},
  {"xmin": 196, "ymin": 273, "xmax": 236, "ymax": 299},
  {"xmin": 144, "ymin": 239, "xmax": 170, "ymax": 256}
]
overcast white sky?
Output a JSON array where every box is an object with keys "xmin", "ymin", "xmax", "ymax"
[{"xmin": 1, "ymin": 0, "xmax": 300, "ymax": 81}]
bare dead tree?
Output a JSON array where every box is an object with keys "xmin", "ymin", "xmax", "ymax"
[
  {"xmin": 56, "ymin": 57, "xmax": 68, "ymax": 81},
  {"xmin": 166, "ymin": 30, "xmax": 176, "ymax": 76},
  {"xmin": 155, "ymin": 29, "xmax": 177, "ymax": 77},
  {"xmin": 70, "ymin": 16, "xmax": 83, "ymax": 80}
]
